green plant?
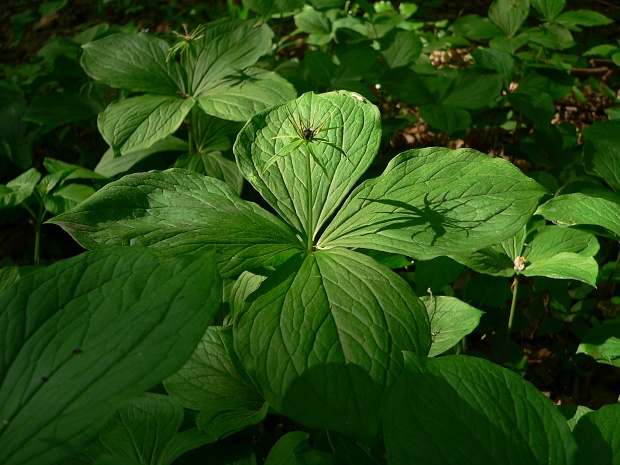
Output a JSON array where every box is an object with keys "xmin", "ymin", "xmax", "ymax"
[
  {"xmin": 2, "ymin": 89, "xmax": 562, "ymax": 462},
  {"xmin": 0, "ymin": 159, "xmax": 107, "ymax": 264},
  {"xmin": 80, "ymin": 18, "xmax": 296, "ymax": 190},
  {"xmin": 1, "ymin": 1, "xmax": 620, "ymax": 463}
]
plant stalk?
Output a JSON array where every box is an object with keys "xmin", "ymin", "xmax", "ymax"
[
  {"xmin": 508, "ymin": 275, "xmax": 520, "ymax": 337},
  {"xmin": 305, "ymin": 143, "xmax": 314, "ymax": 250}
]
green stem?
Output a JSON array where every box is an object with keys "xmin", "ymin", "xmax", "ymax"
[
  {"xmin": 507, "ymin": 275, "xmax": 520, "ymax": 337},
  {"xmin": 33, "ymin": 219, "xmax": 41, "ymax": 265},
  {"xmin": 23, "ymin": 203, "xmax": 43, "ymax": 265},
  {"xmin": 305, "ymin": 143, "xmax": 313, "ymax": 251}
]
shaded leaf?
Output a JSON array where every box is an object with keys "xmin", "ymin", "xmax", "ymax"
[
  {"xmin": 319, "ymin": 148, "xmax": 547, "ymax": 260},
  {"xmin": 0, "ymin": 247, "xmax": 221, "ymax": 465},
  {"xmin": 47, "ymin": 169, "xmax": 302, "ymax": 278},
  {"xmin": 384, "ymin": 353, "xmax": 576, "ymax": 465},
  {"xmin": 234, "ymin": 249, "xmax": 430, "ymax": 439}
]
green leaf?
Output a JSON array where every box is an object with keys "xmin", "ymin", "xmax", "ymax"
[
  {"xmin": 555, "ymin": 10, "xmax": 613, "ymax": 29},
  {"xmin": 452, "ymin": 226, "xmax": 599, "ymax": 286},
  {"xmin": 0, "ymin": 168, "xmax": 41, "ymax": 209},
  {"xmin": 522, "ymin": 227, "xmax": 599, "ymax": 286},
  {"xmin": 39, "ymin": 0, "xmax": 68, "ymax": 17},
  {"xmin": 536, "ymin": 193, "xmax": 620, "ymax": 241},
  {"xmin": 47, "ymin": 169, "xmax": 302, "ymax": 278},
  {"xmin": 379, "ymin": 67, "xmax": 434, "ymax": 106},
  {"xmin": 0, "ymin": 247, "xmax": 221, "ymax": 465},
  {"xmin": 175, "ymin": 151, "xmax": 244, "ymax": 195},
  {"xmin": 97, "ymin": 394, "xmax": 185, "ymax": 464},
  {"xmin": 327, "ymin": 432, "xmax": 384, "ymax": 465},
  {"xmin": 303, "ymin": 49, "xmax": 336, "ymax": 87},
  {"xmin": 191, "ymin": 19, "xmax": 274, "ymax": 97},
  {"xmin": 520, "ymin": 66, "xmax": 574, "ymax": 100},
  {"xmin": 234, "ymin": 249, "xmax": 430, "ymax": 439},
  {"xmin": 43, "ymin": 158, "xmax": 107, "ymax": 181},
  {"xmin": 81, "ymin": 33, "xmax": 186, "ymax": 94},
  {"xmin": 583, "ymin": 121, "xmax": 620, "ymax": 193},
  {"xmin": 364, "ymin": 10, "xmax": 406, "ymax": 39},
  {"xmin": 380, "ymin": 29, "xmax": 422, "ymax": 68},
  {"xmin": 44, "ymin": 183, "xmax": 96, "ymax": 216},
  {"xmin": 530, "ymin": 0, "xmax": 565, "ymax": 21},
  {"xmin": 584, "ymin": 44, "xmax": 619, "ymax": 57},
  {"xmin": 509, "ymin": 91, "xmax": 555, "ymax": 127},
  {"xmin": 197, "ymin": 68, "xmax": 296, "ymax": 121},
  {"xmin": 165, "ymin": 326, "xmax": 261, "ymax": 411},
  {"xmin": 246, "ymin": 0, "xmax": 305, "ymax": 16},
  {"xmin": 23, "ymin": 93, "xmax": 98, "ymax": 131},
  {"xmin": 98, "ymin": 95, "xmax": 195, "ymax": 155},
  {"xmin": 295, "ymin": 9, "xmax": 332, "ymax": 35},
  {"xmin": 488, "ymin": 0, "xmax": 530, "ymax": 37},
  {"xmin": 419, "ymin": 104, "xmax": 471, "ymax": 134},
  {"xmin": 452, "ymin": 14, "xmax": 504, "ymax": 40},
  {"xmin": 234, "ymin": 90, "xmax": 382, "ymax": 240},
  {"xmin": 414, "ymin": 257, "xmax": 464, "ymax": 295},
  {"xmin": 384, "ymin": 353, "xmax": 576, "ymax": 465},
  {"xmin": 576, "ymin": 318, "xmax": 620, "ymax": 368},
  {"xmin": 489, "ymin": 34, "xmax": 529, "ymax": 54},
  {"xmin": 95, "ymin": 137, "xmax": 188, "ymax": 178},
  {"xmin": 158, "ymin": 428, "xmax": 218, "ymax": 465},
  {"xmin": 573, "ymin": 403, "xmax": 620, "ymax": 465},
  {"xmin": 0, "ymin": 93, "xmax": 36, "ymax": 170},
  {"xmin": 319, "ymin": 148, "xmax": 548, "ymax": 260},
  {"xmin": 421, "ymin": 296, "xmax": 484, "ymax": 357},
  {"xmin": 521, "ymin": 23, "xmax": 574, "ymax": 49},
  {"xmin": 67, "ymin": 394, "xmax": 215, "ymax": 465},
  {"xmin": 442, "ymin": 69, "xmax": 503, "ymax": 110},
  {"xmin": 558, "ymin": 405, "xmax": 593, "ymax": 431},
  {"xmin": 195, "ymin": 401, "xmax": 269, "ymax": 442},
  {"xmin": 0, "ymin": 266, "xmax": 41, "ymax": 294},
  {"xmin": 472, "ymin": 48, "xmax": 515, "ymax": 85},
  {"xmin": 186, "ymin": 109, "xmax": 239, "ymax": 154},
  {"xmin": 264, "ymin": 432, "xmax": 337, "ymax": 465}
]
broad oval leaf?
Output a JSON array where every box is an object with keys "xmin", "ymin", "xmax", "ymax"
[
  {"xmin": 384, "ymin": 353, "xmax": 576, "ymax": 465},
  {"xmin": 451, "ymin": 225, "xmax": 600, "ymax": 286},
  {"xmin": 488, "ymin": 0, "xmax": 530, "ymax": 37},
  {"xmin": 583, "ymin": 121, "xmax": 620, "ymax": 193},
  {"xmin": 418, "ymin": 104, "xmax": 471, "ymax": 135},
  {"xmin": 81, "ymin": 33, "xmax": 186, "ymax": 94},
  {"xmin": 536, "ymin": 193, "xmax": 620, "ymax": 241},
  {"xmin": 165, "ymin": 326, "xmax": 268, "ymax": 442},
  {"xmin": 98, "ymin": 95, "xmax": 195, "ymax": 155},
  {"xmin": 264, "ymin": 431, "xmax": 338, "ymax": 465},
  {"xmin": 47, "ymin": 169, "xmax": 303, "ymax": 278},
  {"xmin": 191, "ymin": 19, "xmax": 274, "ymax": 97},
  {"xmin": 380, "ymin": 30, "xmax": 423, "ymax": 69},
  {"xmin": 319, "ymin": 147, "xmax": 548, "ymax": 260},
  {"xmin": 0, "ymin": 168, "xmax": 41, "ymax": 209},
  {"xmin": 0, "ymin": 247, "xmax": 221, "ymax": 465},
  {"xmin": 234, "ymin": 248, "xmax": 430, "ymax": 439},
  {"xmin": 442, "ymin": 68, "xmax": 503, "ymax": 110},
  {"xmin": 197, "ymin": 68, "xmax": 296, "ymax": 121},
  {"xmin": 523, "ymin": 227, "xmax": 599, "ymax": 286},
  {"xmin": 421, "ymin": 296, "xmax": 484, "ymax": 357},
  {"xmin": 164, "ymin": 326, "xmax": 261, "ymax": 411},
  {"xmin": 576, "ymin": 318, "xmax": 620, "ymax": 368},
  {"xmin": 530, "ymin": 0, "xmax": 565, "ymax": 21},
  {"xmin": 66, "ymin": 393, "xmax": 215, "ymax": 465},
  {"xmin": 95, "ymin": 136, "xmax": 188, "ymax": 178},
  {"xmin": 573, "ymin": 403, "xmax": 620, "ymax": 465},
  {"xmin": 175, "ymin": 151, "xmax": 244, "ymax": 195},
  {"xmin": 234, "ymin": 90, "xmax": 382, "ymax": 240}
]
